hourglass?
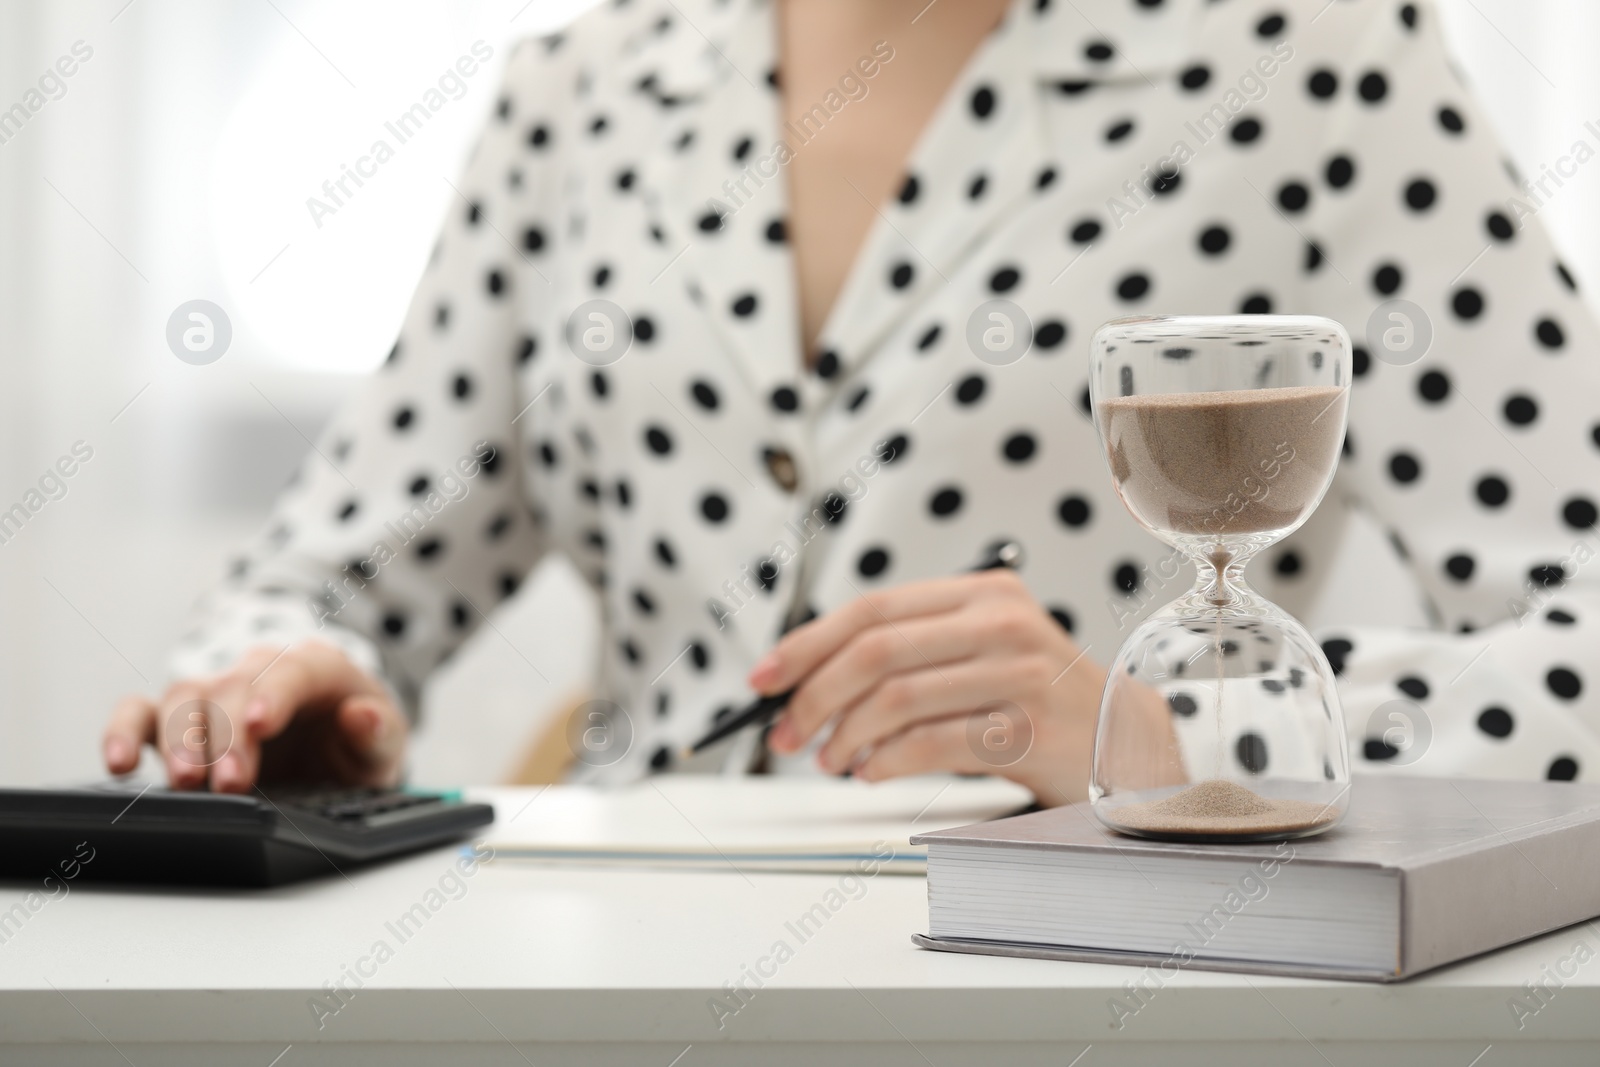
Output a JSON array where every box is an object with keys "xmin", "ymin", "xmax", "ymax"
[{"xmin": 1087, "ymin": 315, "xmax": 1353, "ymax": 842}]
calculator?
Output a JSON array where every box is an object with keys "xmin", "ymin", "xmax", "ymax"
[{"xmin": 0, "ymin": 782, "xmax": 496, "ymax": 887}]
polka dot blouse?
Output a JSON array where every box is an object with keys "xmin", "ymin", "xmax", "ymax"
[{"xmin": 173, "ymin": 0, "xmax": 1600, "ymax": 786}]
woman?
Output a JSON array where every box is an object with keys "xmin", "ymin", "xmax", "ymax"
[{"xmin": 104, "ymin": 0, "xmax": 1600, "ymax": 802}]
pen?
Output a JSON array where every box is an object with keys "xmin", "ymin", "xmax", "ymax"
[{"xmin": 679, "ymin": 539, "xmax": 1025, "ymax": 757}]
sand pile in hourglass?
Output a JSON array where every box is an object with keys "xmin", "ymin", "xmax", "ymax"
[
  {"xmin": 1099, "ymin": 384, "xmax": 1347, "ymax": 837},
  {"xmin": 1111, "ymin": 778, "xmax": 1339, "ymax": 836}
]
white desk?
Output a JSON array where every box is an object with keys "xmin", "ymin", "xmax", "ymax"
[{"xmin": 2, "ymin": 778, "xmax": 1598, "ymax": 1066}]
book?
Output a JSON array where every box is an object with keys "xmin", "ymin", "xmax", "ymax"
[{"xmin": 910, "ymin": 775, "xmax": 1600, "ymax": 981}]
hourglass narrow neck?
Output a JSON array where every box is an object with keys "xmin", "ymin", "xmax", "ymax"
[{"xmin": 1180, "ymin": 542, "xmax": 1263, "ymax": 613}]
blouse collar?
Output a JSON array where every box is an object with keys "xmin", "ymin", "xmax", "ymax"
[
  {"xmin": 618, "ymin": 0, "xmax": 1206, "ymax": 412},
  {"xmin": 616, "ymin": 0, "xmax": 1207, "ymax": 101}
]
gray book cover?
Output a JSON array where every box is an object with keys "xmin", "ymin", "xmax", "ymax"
[{"xmin": 911, "ymin": 775, "xmax": 1600, "ymax": 981}]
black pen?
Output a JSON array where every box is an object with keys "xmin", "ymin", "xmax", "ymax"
[{"xmin": 679, "ymin": 540, "xmax": 1025, "ymax": 758}]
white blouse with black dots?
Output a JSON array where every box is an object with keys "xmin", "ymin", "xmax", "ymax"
[{"xmin": 173, "ymin": 0, "xmax": 1600, "ymax": 786}]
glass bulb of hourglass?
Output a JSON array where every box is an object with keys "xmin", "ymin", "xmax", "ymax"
[{"xmin": 1088, "ymin": 315, "xmax": 1354, "ymax": 842}]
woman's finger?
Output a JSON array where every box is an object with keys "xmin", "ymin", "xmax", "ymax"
[
  {"xmin": 748, "ymin": 574, "xmax": 989, "ymax": 693},
  {"xmin": 103, "ymin": 696, "xmax": 158, "ymax": 775},
  {"xmin": 333, "ymin": 695, "xmax": 408, "ymax": 786},
  {"xmin": 819, "ymin": 654, "xmax": 1056, "ymax": 774},
  {"xmin": 854, "ymin": 716, "xmax": 993, "ymax": 782},
  {"xmin": 152, "ymin": 669, "xmax": 262, "ymax": 794},
  {"xmin": 240, "ymin": 641, "xmax": 382, "ymax": 739},
  {"xmin": 199, "ymin": 673, "xmax": 259, "ymax": 794},
  {"xmin": 775, "ymin": 610, "xmax": 989, "ymax": 751},
  {"xmin": 225, "ymin": 641, "xmax": 392, "ymax": 790},
  {"xmin": 154, "ymin": 681, "xmax": 220, "ymax": 790},
  {"xmin": 777, "ymin": 592, "xmax": 1076, "ymax": 752}
]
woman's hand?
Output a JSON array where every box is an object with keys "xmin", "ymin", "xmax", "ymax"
[
  {"xmin": 102, "ymin": 641, "xmax": 407, "ymax": 793},
  {"xmin": 754, "ymin": 569, "xmax": 1120, "ymax": 806}
]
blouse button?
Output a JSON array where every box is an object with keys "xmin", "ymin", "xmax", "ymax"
[{"xmin": 764, "ymin": 447, "xmax": 799, "ymax": 493}]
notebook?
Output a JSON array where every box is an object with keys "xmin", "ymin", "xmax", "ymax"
[
  {"xmin": 482, "ymin": 775, "xmax": 1031, "ymax": 873},
  {"xmin": 911, "ymin": 775, "xmax": 1600, "ymax": 981}
]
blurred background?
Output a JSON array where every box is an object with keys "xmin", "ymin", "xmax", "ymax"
[{"xmin": 0, "ymin": 0, "xmax": 1597, "ymax": 787}]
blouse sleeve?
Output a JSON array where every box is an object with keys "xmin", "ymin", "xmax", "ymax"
[
  {"xmin": 1295, "ymin": 1, "xmax": 1600, "ymax": 779},
  {"xmin": 168, "ymin": 37, "xmax": 570, "ymax": 717}
]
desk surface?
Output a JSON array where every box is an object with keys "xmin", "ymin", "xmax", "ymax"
[{"xmin": 3, "ymin": 777, "xmax": 1599, "ymax": 1067}]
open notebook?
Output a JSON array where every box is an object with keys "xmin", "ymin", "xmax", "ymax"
[{"xmin": 480, "ymin": 775, "xmax": 1032, "ymax": 873}]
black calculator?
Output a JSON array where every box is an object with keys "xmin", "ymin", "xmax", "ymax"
[{"xmin": 0, "ymin": 782, "xmax": 496, "ymax": 887}]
